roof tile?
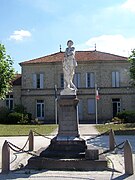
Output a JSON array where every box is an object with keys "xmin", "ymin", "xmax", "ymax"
[{"xmin": 20, "ymin": 51, "xmax": 128, "ymax": 65}]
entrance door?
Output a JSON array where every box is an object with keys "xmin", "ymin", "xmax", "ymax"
[
  {"xmin": 36, "ymin": 100, "xmax": 45, "ymax": 120},
  {"xmin": 112, "ymin": 98, "xmax": 121, "ymax": 117}
]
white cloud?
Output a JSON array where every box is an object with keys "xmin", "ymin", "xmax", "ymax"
[
  {"xmin": 9, "ymin": 30, "xmax": 31, "ymax": 41},
  {"xmin": 121, "ymin": 0, "xmax": 135, "ymax": 13},
  {"xmin": 76, "ymin": 34, "xmax": 135, "ymax": 57}
]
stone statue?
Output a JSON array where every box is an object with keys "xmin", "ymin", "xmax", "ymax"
[{"xmin": 60, "ymin": 40, "xmax": 77, "ymax": 95}]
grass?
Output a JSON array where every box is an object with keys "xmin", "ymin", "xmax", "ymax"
[
  {"xmin": 0, "ymin": 124, "xmax": 57, "ymax": 136},
  {"xmin": 96, "ymin": 123, "xmax": 135, "ymax": 135}
]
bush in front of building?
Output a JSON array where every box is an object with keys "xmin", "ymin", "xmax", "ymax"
[
  {"xmin": 0, "ymin": 107, "xmax": 10, "ymax": 124},
  {"xmin": 14, "ymin": 104, "xmax": 27, "ymax": 114},
  {"xmin": 116, "ymin": 111, "xmax": 135, "ymax": 123},
  {"xmin": 13, "ymin": 104, "xmax": 32, "ymax": 124},
  {"xmin": 0, "ymin": 104, "xmax": 31, "ymax": 124},
  {"xmin": 7, "ymin": 112, "xmax": 29, "ymax": 124},
  {"xmin": 112, "ymin": 117, "xmax": 124, "ymax": 124}
]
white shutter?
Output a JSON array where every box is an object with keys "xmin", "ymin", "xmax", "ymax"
[
  {"xmin": 40, "ymin": 74, "xmax": 44, "ymax": 89},
  {"xmin": 90, "ymin": 72, "xmax": 95, "ymax": 88},
  {"xmin": 74, "ymin": 73, "xmax": 80, "ymax": 88},
  {"xmin": 112, "ymin": 72, "xmax": 115, "ymax": 87},
  {"xmin": 116, "ymin": 72, "xmax": 120, "ymax": 87},
  {"xmin": 33, "ymin": 74, "xmax": 37, "ymax": 88}
]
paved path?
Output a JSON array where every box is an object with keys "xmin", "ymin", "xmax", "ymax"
[
  {"xmin": 51, "ymin": 124, "xmax": 99, "ymax": 136},
  {"xmin": 79, "ymin": 124, "xmax": 99, "ymax": 136},
  {"xmin": 0, "ymin": 124, "xmax": 135, "ymax": 180}
]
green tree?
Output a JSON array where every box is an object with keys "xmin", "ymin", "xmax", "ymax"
[
  {"xmin": 0, "ymin": 44, "xmax": 15, "ymax": 99},
  {"xmin": 128, "ymin": 49, "xmax": 135, "ymax": 86}
]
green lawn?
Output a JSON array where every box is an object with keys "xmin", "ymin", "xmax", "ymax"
[
  {"xmin": 0, "ymin": 124, "xmax": 57, "ymax": 136},
  {"xmin": 96, "ymin": 123, "xmax": 135, "ymax": 135}
]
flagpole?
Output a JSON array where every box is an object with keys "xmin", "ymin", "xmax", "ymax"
[
  {"xmin": 55, "ymin": 85, "xmax": 58, "ymax": 124},
  {"xmin": 95, "ymin": 83, "xmax": 98, "ymax": 124}
]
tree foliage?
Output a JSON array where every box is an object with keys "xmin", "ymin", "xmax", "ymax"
[
  {"xmin": 0, "ymin": 44, "xmax": 15, "ymax": 99},
  {"xmin": 128, "ymin": 49, "xmax": 135, "ymax": 86}
]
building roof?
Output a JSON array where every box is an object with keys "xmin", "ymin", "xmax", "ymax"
[
  {"xmin": 20, "ymin": 50, "xmax": 128, "ymax": 65},
  {"xmin": 12, "ymin": 74, "xmax": 22, "ymax": 85}
]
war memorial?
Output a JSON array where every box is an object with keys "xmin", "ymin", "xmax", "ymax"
[{"xmin": 27, "ymin": 40, "xmax": 107, "ymax": 170}]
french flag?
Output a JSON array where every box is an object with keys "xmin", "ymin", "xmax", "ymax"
[{"xmin": 96, "ymin": 89, "xmax": 100, "ymax": 100}]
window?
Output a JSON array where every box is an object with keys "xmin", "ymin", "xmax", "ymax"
[
  {"xmin": 36, "ymin": 100, "xmax": 45, "ymax": 120},
  {"xmin": 88, "ymin": 99, "xmax": 95, "ymax": 114},
  {"xmin": 112, "ymin": 71, "xmax": 120, "ymax": 87},
  {"xmin": 74, "ymin": 73, "xmax": 80, "ymax": 88},
  {"xmin": 6, "ymin": 95, "xmax": 14, "ymax": 110},
  {"xmin": 60, "ymin": 73, "xmax": 64, "ymax": 88},
  {"xmin": 86, "ymin": 72, "xmax": 95, "ymax": 88},
  {"xmin": 33, "ymin": 74, "xmax": 44, "ymax": 89}
]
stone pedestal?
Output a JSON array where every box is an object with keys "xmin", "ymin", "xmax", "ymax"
[
  {"xmin": 40, "ymin": 95, "xmax": 86, "ymax": 158},
  {"xmin": 57, "ymin": 95, "xmax": 79, "ymax": 138}
]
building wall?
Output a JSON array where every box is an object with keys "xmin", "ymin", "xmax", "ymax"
[
  {"xmin": 12, "ymin": 86, "xmax": 21, "ymax": 105},
  {"xmin": 19, "ymin": 59, "xmax": 135, "ymax": 123},
  {"xmin": 0, "ymin": 58, "xmax": 135, "ymax": 123}
]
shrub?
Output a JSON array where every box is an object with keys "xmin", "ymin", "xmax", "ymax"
[
  {"xmin": 112, "ymin": 117, "xmax": 124, "ymax": 124},
  {"xmin": 116, "ymin": 111, "xmax": 135, "ymax": 123},
  {"xmin": 18, "ymin": 114, "xmax": 29, "ymax": 124},
  {"xmin": 13, "ymin": 104, "xmax": 31, "ymax": 124},
  {"xmin": 14, "ymin": 104, "xmax": 27, "ymax": 114},
  {"xmin": 0, "ymin": 107, "xmax": 10, "ymax": 124},
  {"xmin": 7, "ymin": 112, "xmax": 29, "ymax": 124}
]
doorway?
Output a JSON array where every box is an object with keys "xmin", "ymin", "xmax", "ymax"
[
  {"xmin": 112, "ymin": 98, "xmax": 121, "ymax": 117},
  {"xmin": 36, "ymin": 100, "xmax": 45, "ymax": 120}
]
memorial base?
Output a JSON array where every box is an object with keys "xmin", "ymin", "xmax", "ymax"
[
  {"xmin": 27, "ymin": 95, "xmax": 107, "ymax": 170},
  {"xmin": 40, "ymin": 136, "xmax": 86, "ymax": 158},
  {"xmin": 27, "ymin": 155, "xmax": 107, "ymax": 171},
  {"xmin": 39, "ymin": 95, "xmax": 86, "ymax": 158}
]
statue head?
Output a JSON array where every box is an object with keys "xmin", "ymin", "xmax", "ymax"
[{"xmin": 67, "ymin": 40, "xmax": 73, "ymax": 47}]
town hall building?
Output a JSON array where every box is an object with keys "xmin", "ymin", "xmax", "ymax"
[{"xmin": 0, "ymin": 50, "xmax": 135, "ymax": 123}]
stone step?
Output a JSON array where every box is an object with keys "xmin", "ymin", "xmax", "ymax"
[
  {"xmin": 40, "ymin": 150, "xmax": 85, "ymax": 158},
  {"xmin": 27, "ymin": 155, "xmax": 108, "ymax": 171}
]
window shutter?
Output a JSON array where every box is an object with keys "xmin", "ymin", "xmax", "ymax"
[
  {"xmin": 90, "ymin": 72, "xmax": 95, "ymax": 88},
  {"xmin": 116, "ymin": 72, "xmax": 120, "ymax": 87},
  {"xmin": 74, "ymin": 73, "xmax": 80, "ymax": 88},
  {"xmin": 86, "ymin": 72, "xmax": 95, "ymax": 88},
  {"xmin": 112, "ymin": 72, "xmax": 115, "ymax": 87},
  {"xmin": 40, "ymin": 74, "xmax": 44, "ymax": 89}
]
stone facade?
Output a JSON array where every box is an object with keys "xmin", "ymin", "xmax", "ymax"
[{"xmin": 0, "ymin": 50, "xmax": 135, "ymax": 123}]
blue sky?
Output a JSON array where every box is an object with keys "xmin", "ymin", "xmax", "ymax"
[{"xmin": 0, "ymin": 0, "xmax": 135, "ymax": 72}]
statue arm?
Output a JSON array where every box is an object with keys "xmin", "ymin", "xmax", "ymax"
[{"xmin": 65, "ymin": 47, "xmax": 75, "ymax": 57}]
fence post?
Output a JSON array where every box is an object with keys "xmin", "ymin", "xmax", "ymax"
[
  {"xmin": 2, "ymin": 140, "xmax": 10, "ymax": 173},
  {"xmin": 124, "ymin": 140, "xmax": 134, "ymax": 175},
  {"xmin": 29, "ymin": 130, "xmax": 34, "ymax": 151},
  {"xmin": 109, "ymin": 129, "xmax": 115, "ymax": 151}
]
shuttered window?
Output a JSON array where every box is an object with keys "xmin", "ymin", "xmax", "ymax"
[
  {"xmin": 86, "ymin": 72, "xmax": 95, "ymax": 88},
  {"xmin": 33, "ymin": 73, "xmax": 44, "ymax": 89},
  {"xmin": 112, "ymin": 71, "xmax": 120, "ymax": 87}
]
